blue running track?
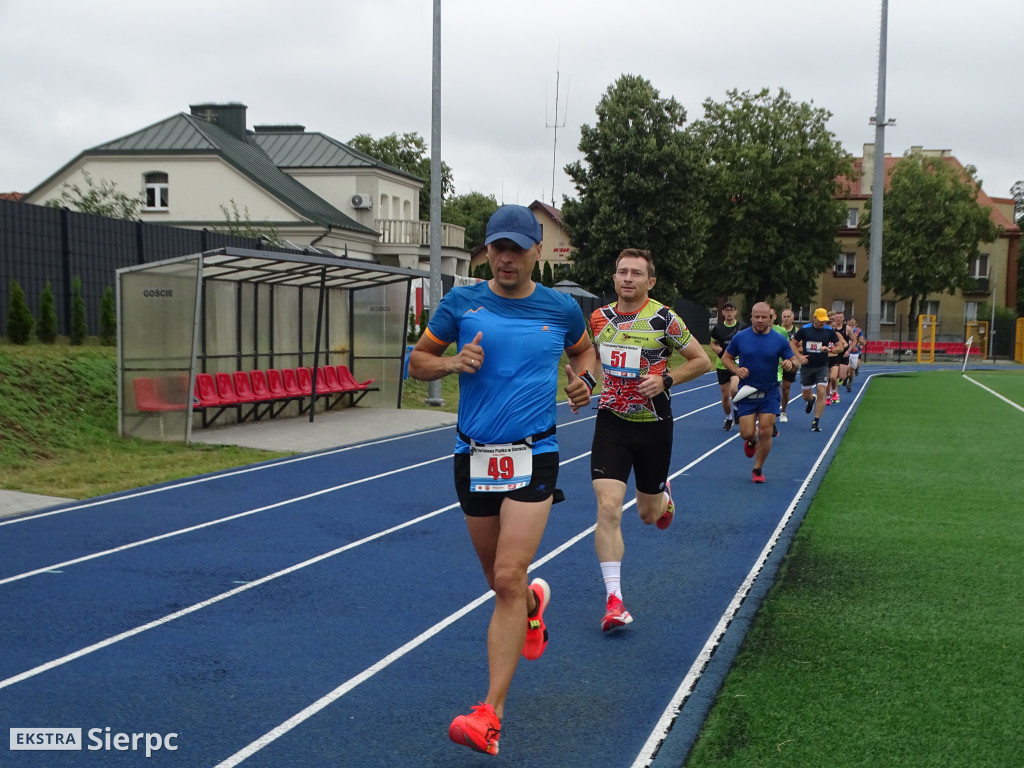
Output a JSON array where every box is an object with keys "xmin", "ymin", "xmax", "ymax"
[{"xmin": 0, "ymin": 368, "xmax": 911, "ymax": 767}]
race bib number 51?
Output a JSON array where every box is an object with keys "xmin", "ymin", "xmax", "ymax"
[
  {"xmin": 470, "ymin": 443, "xmax": 533, "ymax": 492},
  {"xmin": 600, "ymin": 342, "xmax": 642, "ymax": 378}
]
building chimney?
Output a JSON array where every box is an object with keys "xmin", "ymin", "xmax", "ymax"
[{"xmin": 189, "ymin": 102, "xmax": 248, "ymax": 139}]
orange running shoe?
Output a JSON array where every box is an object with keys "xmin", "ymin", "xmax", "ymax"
[
  {"xmin": 601, "ymin": 593, "xmax": 634, "ymax": 632},
  {"xmin": 655, "ymin": 479, "xmax": 675, "ymax": 530},
  {"xmin": 521, "ymin": 578, "xmax": 550, "ymax": 660},
  {"xmin": 449, "ymin": 702, "xmax": 501, "ymax": 755}
]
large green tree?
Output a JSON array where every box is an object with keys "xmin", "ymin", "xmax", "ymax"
[
  {"xmin": 562, "ymin": 74, "xmax": 708, "ymax": 303},
  {"xmin": 859, "ymin": 151, "xmax": 999, "ymax": 321},
  {"xmin": 689, "ymin": 88, "xmax": 853, "ymax": 306},
  {"xmin": 442, "ymin": 191, "xmax": 498, "ymax": 252},
  {"xmin": 348, "ymin": 132, "xmax": 454, "ymax": 220}
]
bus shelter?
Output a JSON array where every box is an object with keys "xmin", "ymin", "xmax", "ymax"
[{"xmin": 117, "ymin": 246, "xmax": 428, "ymax": 442}]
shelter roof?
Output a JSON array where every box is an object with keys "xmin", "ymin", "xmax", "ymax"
[{"xmin": 119, "ymin": 246, "xmax": 428, "ymax": 290}]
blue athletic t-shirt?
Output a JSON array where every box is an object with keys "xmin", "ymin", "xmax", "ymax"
[
  {"xmin": 425, "ymin": 281, "xmax": 588, "ymax": 454},
  {"xmin": 726, "ymin": 327, "xmax": 794, "ymax": 391}
]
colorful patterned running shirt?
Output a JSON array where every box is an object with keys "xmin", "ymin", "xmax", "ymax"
[{"xmin": 589, "ymin": 298, "xmax": 695, "ymax": 422}]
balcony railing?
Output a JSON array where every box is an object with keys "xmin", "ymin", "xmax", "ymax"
[
  {"xmin": 832, "ymin": 265, "xmax": 856, "ymax": 278},
  {"xmin": 962, "ymin": 277, "xmax": 990, "ymax": 294},
  {"xmin": 375, "ymin": 219, "xmax": 466, "ymax": 249}
]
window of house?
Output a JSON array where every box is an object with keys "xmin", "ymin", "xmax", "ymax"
[
  {"xmin": 831, "ymin": 300, "xmax": 853, "ymax": 318},
  {"xmin": 880, "ymin": 300, "xmax": 896, "ymax": 324},
  {"xmin": 969, "ymin": 253, "xmax": 989, "ymax": 279},
  {"xmin": 144, "ymin": 172, "xmax": 169, "ymax": 210},
  {"xmin": 833, "ymin": 252, "xmax": 856, "ymax": 277},
  {"xmin": 792, "ymin": 305, "xmax": 811, "ymax": 323},
  {"xmin": 965, "ymin": 301, "xmax": 978, "ymax": 322},
  {"xmin": 921, "ymin": 300, "xmax": 940, "ymax": 318},
  {"xmin": 846, "ymin": 207, "xmax": 858, "ymax": 227}
]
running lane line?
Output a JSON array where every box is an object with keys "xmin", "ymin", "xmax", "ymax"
[
  {"xmin": 0, "ymin": 395, "xmax": 721, "ymax": 696},
  {"xmin": 210, "ymin": 432, "xmax": 739, "ymax": 767}
]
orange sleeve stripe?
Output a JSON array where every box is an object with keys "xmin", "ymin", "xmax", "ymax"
[
  {"xmin": 566, "ymin": 329, "xmax": 591, "ymax": 354},
  {"xmin": 423, "ymin": 327, "xmax": 449, "ymax": 346}
]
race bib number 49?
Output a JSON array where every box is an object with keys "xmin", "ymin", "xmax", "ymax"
[
  {"xmin": 469, "ymin": 443, "xmax": 533, "ymax": 492},
  {"xmin": 600, "ymin": 342, "xmax": 642, "ymax": 378}
]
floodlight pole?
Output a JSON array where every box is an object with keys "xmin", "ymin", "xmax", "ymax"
[
  {"xmin": 426, "ymin": 0, "xmax": 445, "ymax": 406},
  {"xmin": 867, "ymin": 0, "xmax": 894, "ymax": 342}
]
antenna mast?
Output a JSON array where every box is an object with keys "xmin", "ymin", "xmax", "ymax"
[{"xmin": 546, "ymin": 53, "xmax": 567, "ymax": 207}]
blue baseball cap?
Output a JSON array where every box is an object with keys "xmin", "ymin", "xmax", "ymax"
[{"xmin": 484, "ymin": 205, "xmax": 542, "ymax": 249}]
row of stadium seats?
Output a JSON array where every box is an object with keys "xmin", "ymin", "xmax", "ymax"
[
  {"xmin": 860, "ymin": 340, "xmax": 979, "ymax": 357},
  {"xmin": 132, "ymin": 365, "xmax": 378, "ymax": 427}
]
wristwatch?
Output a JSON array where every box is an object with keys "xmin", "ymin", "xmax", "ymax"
[{"xmin": 662, "ymin": 373, "xmax": 674, "ymax": 391}]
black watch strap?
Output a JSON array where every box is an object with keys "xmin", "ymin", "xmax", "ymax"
[{"xmin": 662, "ymin": 373, "xmax": 674, "ymax": 390}]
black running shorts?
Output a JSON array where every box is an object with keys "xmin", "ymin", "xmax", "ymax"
[
  {"xmin": 453, "ymin": 451, "xmax": 563, "ymax": 518},
  {"xmin": 590, "ymin": 409, "xmax": 673, "ymax": 494}
]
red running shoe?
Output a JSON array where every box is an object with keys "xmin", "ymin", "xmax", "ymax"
[
  {"xmin": 449, "ymin": 702, "xmax": 501, "ymax": 755},
  {"xmin": 601, "ymin": 594, "xmax": 634, "ymax": 632},
  {"xmin": 743, "ymin": 440, "xmax": 756, "ymax": 458},
  {"xmin": 522, "ymin": 578, "xmax": 550, "ymax": 660},
  {"xmin": 655, "ymin": 479, "xmax": 675, "ymax": 530},
  {"xmin": 752, "ymin": 469, "xmax": 766, "ymax": 483}
]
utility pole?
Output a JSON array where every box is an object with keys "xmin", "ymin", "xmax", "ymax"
[
  {"xmin": 426, "ymin": 0, "xmax": 444, "ymax": 406},
  {"xmin": 867, "ymin": 0, "xmax": 895, "ymax": 341}
]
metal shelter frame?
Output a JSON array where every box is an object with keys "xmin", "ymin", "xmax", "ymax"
[{"xmin": 117, "ymin": 246, "xmax": 428, "ymax": 443}]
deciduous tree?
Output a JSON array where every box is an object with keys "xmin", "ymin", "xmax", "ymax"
[
  {"xmin": 562, "ymin": 75, "xmax": 708, "ymax": 304},
  {"xmin": 859, "ymin": 151, "xmax": 998, "ymax": 321},
  {"xmin": 442, "ymin": 192, "xmax": 498, "ymax": 252},
  {"xmin": 689, "ymin": 88, "xmax": 853, "ymax": 307}
]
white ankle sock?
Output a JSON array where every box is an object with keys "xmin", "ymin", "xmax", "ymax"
[{"xmin": 600, "ymin": 561, "xmax": 622, "ymax": 600}]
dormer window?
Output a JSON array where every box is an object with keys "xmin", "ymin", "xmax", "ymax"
[{"xmin": 144, "ymin": 172, "xmax": 169, "ymax": 211}]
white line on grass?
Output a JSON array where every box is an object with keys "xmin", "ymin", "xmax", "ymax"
[{"xmin": 963, "ymin": 374, "xmax": 1024, "ymax": 414}]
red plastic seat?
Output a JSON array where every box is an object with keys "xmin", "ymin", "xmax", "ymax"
[
  {"xmin": 214, "ymin": 372, "xmax": 241, "ymax": 404},
  {"xmin": 266, "ymin": 369, "xmax": 288, "ymax": 398},
  {"xmin": 296, "ymin": 366, "xmax": 314, "ymax": 396},
  {"xmin": 157, "ymin": 374, "xmax": 191, "ymax": 407},
  {"xmin": 335, "ymin": 365, "xmax": 374, "ymax": 391},
  {"xmin": 250, "ymin": 369, "xmax": 275, "ymax": 400},
  {"xmin": 281, "ymin": 368, "xmax": 303, "ymax": 397},
  {"xmin": 320, "ymin": 365, "xmax": 343, "ymax": 393},
  {"xmin": 133, "ymin": 377, "xmax": 186, "ymax": 412},
  {"xmin": 232, "ymin": 371, "xmax": 259, "ymax": 403},
  {"xmin": 193, "ymin": 373, "xmax": 223, "ymax": 407}
]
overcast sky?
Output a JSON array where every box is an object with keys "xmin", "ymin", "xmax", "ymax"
[{"xmin": 1, "ymin": 0, "xmax": 1020, "ymax": 208}]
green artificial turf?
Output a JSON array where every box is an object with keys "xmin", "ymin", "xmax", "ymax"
[{"xmin": 685, "ymin": 370, "xmax": 1024, "ymax": 767}]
